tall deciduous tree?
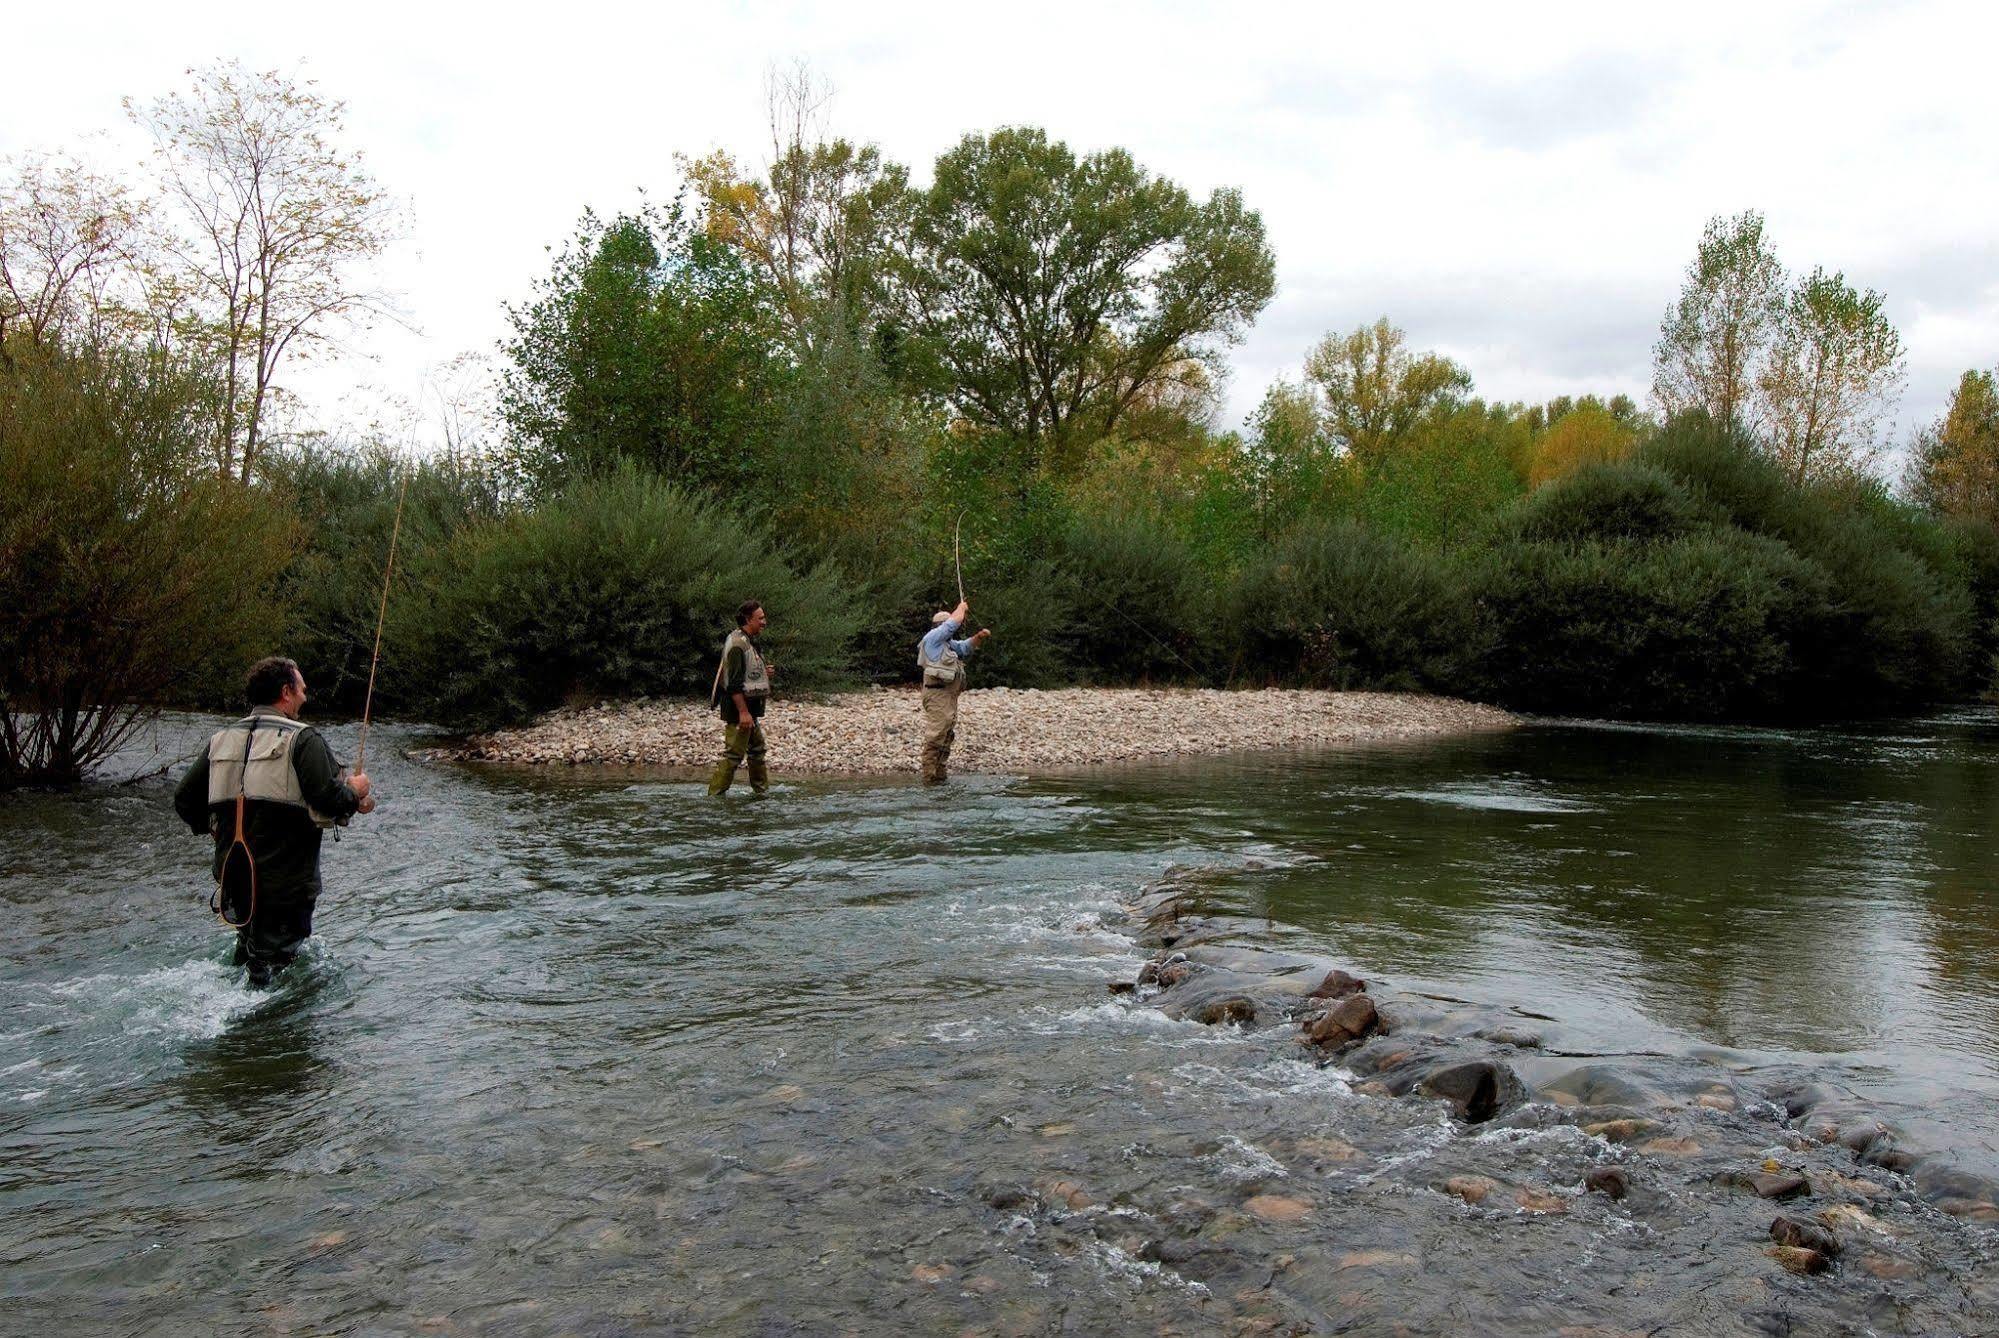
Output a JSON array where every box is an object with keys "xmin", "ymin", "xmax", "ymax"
[
  {"xmin": 1652, "ymin": 210, "xmax": 1785, "ymax": 432},
  {"xmin": 1758, "ymin": 267, "xmax": 1905, "ymax": 484},
  {"xmin": 499, "ymin": 205, "xmax": 789, "ymax": 499},
  {"xmin": 1303, "ymin": 317, "xmax": 1471, "ymax": 466},
  {"xmin": 680, "ymin": 63, "xmax": 910, "ymax": 352},
  {"xmin": 1911, "ymin": 367, "xmax": 1999, "ymax": 526},
  {"xmin": 893, "ymin": 126, "xmax": 1274, "ymax": 469},
  {"xmin": 0, "ymin": 152, "xmax": 149, "ymax": 350},
  {"xmin": 128, "ymin": 62, "xmax": 399, "ymax": 480}
]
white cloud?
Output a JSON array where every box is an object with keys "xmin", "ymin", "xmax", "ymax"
[{"xmin": 5, "ymin": 0, "xmax": 1995, "ymax": 447}]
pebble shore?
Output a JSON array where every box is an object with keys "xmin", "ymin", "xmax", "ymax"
[{"xmin": 441, "ymin": 687, "xmax": 1516, "ymax": 773}]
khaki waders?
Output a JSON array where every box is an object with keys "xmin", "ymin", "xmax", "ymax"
[
  {"xmin": 709, "ymin": 721, "xmax": 769, "ymax": 795},
  {"xmin": 921, "ymin": 681, "xmax": 962, "ymax": 783}
]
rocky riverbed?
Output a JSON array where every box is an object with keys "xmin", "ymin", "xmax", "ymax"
[
  {"xmin": 1087, "ymin": 865, "xmax": 1999, "ymax": 1332},
  {"xmin": 439, "ymin": 687, "xmax": 1516, "ymax": 772}
]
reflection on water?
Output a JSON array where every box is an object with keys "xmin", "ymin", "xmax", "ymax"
[{"xmin": 0, "ymin": 707, "xmax": 1994, "ymax": 1332}]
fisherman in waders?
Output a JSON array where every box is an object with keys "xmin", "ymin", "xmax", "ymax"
[
  {"xmin": 172, "ymin": 656, "xmax": 374, "ymax": 988},
  {"xmin": 708, "ymin": 600, "xmax": 772, "ymax": 796},
  {"xmin": 917, "ymin": 598, "xmax": 991, "ymax": 783}
]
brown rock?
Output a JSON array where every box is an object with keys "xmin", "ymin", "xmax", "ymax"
[
  {"xmin": 1244, "ymin": 1194, "xmax": 1312, "ymax": 1223},
  {"xmin": 1751, "ymin": 1172, "xmax": 1810, "ymax": 1200},
  {"xmin": 912, "ymin": 1263, "xmax": 954, "ymax": 1284},
  {"xmin": 1770, "ymin": 1214, "xmax": 1841, "ymax": 1257},
  {"xmin": 1582, "ymin": 1118, "xmax": 1659, "ymax": 1143},
  {"xmin": 1934, "ymin": 1197, "xmax": 1999, "ymax": 1223},
  {"xmin": 1858, "ymin": 1251, "xmax": 1920, "ymax": 1281},
  {"xmin": 1513, "ymin": 1187, "xmax": 1569, "ymax": 1214},
  {"xmin": 1441, "ymin": 1175, "xmax": 1498, "ymax": 1205},
  {"xmin": 1335, "ymin": 1249, "xmax": 1418, "ymax": 1271},
  {"xmin": 1816, "ymin": 1204, "xmax": 1887, "ymax": 1237},
  {"xmin": 1635, "ymin": 1136, "xmax": 1702, "ymax": 1157},
  {"xmin": 1584, "ymin": 1166, "xmax": 1629, "ymax": 1200},
  {"xmin": 1765, "ymin": 1245, "xmax": 1829, "ymax": 1276},
  {"xmin": 1307, "ymin": 993, "xmax": 1379, "ymax": 1050},
  {"xmin": 1158, "ymin": 962, "xmax": 1195, "ymax": 988},
  {"xmin": 1296, "ymin": 1135, "xmax": 1361, "ymax": 1163},
  {"xmin": 1192, "ymin": 996, "xmax": 1257, "ymax": 1026},
  {"xmin": 1308, "ymin": 969, "xmax": 1366, "ymax": 1000}
]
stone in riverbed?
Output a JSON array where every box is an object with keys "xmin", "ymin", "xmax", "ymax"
[
  {"xmin": 1441, "ymin": 1175, "xmax": 1498, "ymax": 1205},
  {"xmin": 1192, "ymin": 995, "xmax": 1257, "ymax": 1026},
  {"xmin": 1584, "ymin": 1166, "xmax": 1630, "ymax": 1200},
  {"xmin": 1722, "ymin": 1170, "xmax": 1810, "ymax": 1200},
  {"xmin": 1307, "ymin": 994, "xmax": 1378, "ymax": 1050},
  {"xmin": 1307, "ymin": 969, "xmax": 1366, "ymax": 1000},
  {"xmin": 1244, "ymin": 1194, "xmax": 1312, "ymax": 1223},
  {"xmin": 1582, "ymin": 1117, "xmax": 1660, "ymax": 1144},
  {"xmin": 1765, "ymin": 1244, "xmax": 1830, "ymax": 1276},
  {"xmin": 1770, "ymin": 1214, "xmax": 1841, "ymax": 1257},
  {"xmin": 1417, "ymin": 1060, "xmax": 1524, "ymax": 1125}
]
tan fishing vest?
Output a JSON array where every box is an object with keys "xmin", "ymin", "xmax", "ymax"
[
  {"xmin": 721, "ymin": 629, "xmax": 770, "ymax": 698},
  {"xmin": 918, "ymin": 631, "xmax": 965, "ymax": 688},
  {"xmin": 205, "ymin": 709, "xmax": 337, "ymax": 829}
]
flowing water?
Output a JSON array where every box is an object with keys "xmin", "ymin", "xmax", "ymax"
[{"xmin": 2, "ymin": 710, "xmax": 1996, "ymax": 1334}]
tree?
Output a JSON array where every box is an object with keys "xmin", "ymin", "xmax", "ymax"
[
  {"xmin": 1302, "ymin": 317, "xmax": 1471, "ymax": 466},
  {"xmin": 1758, "ymin": 267, "xmax": 1905, "ymax": 484},
  {"xmin": 1528, "ymin": 403, "xmax": 1638, "ymax": 488},
  {"xmin": 1911, "ymin": 367, "xmax": 1999, "ymax": 526},
  {"xmin": 0, "ymin": 151, "xmax": 148, "ymax": 350},
  {"xmin": 1, "ymin": 338, "xmax": 293, "ymax": 787},
  {"xmin": 681, "ymin": 63, "xmax": 910, "ymax": 352},
  {"xmin": 128, "ymin": 62, "xmax": 399, "ymax": 480},
  {"xmin": 499, "ymin": 204, "xmax": 789, "ymax": 499},
  {"xmin": 1653, "ymin": 210, "xmax": 1784, "ymax": 432},
  {"xmin": 893, "ymin": 126, "xmax": 1274, "ymax": 469}
]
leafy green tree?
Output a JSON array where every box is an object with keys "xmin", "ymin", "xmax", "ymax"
[
  {"xmin": 1302, "ymin": 317, "xmax": 1471, "ymax": 466},
  {"xmin": 498, "ymin": 203, "xmax": 789, "ymax": 499},
  {"xmin": 893, "ymin": 126, "xmax": 1274, "ymax": 469},
  {"xmin": 1911, "ymin": 367, "xmax": 1999, "ymax": 526},
  {"xmin": 1758, "ymin": 266, "xmax": 1904, "ymax": 484},
  {"xmin": 1652, "ymin": 210, "xmax": 1784, "ymax": 433},
  {"xmin": 1, "ymin": 336, "xmax": 293, "ymax": 786}
]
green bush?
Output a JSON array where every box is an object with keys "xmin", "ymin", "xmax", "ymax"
[
  {"xmin": 1, "ymin": 339, "xmax": 295, "ymax": 786},
  {"xmin": 1471, "ymin": 532, "xmax": 1807, "ymax": 719},
  {"xmin": 258, "ymin": 444, "xmax": 501, "ymax": 714},
  {"xmin": 1228, "ymin": 519, "xmax": 1480, "ymax": 691},
  {"xmin": 390, "ymin": 467, "xmax": 858, "ymax": 727},
  {"xmin": 1054, "ymin": 508, "xmax": 1216, "ymax": 683},
  {"xmin": 1510, "ymin": 462, "xmax": 1704, "ymax": 545}
]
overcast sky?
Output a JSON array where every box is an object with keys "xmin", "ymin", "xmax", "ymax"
[{"xmin": 8, "ymin": 1, "xmax": 1996, "ymax": 461}]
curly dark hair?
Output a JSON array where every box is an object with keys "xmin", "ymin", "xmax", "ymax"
[{"xmin": 244, "ymin": 656, "xmax": 302, "ymax": 707}]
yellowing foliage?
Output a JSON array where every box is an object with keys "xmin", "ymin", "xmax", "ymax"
[{"xmin": 1529, "ymin": 406, "xmax": 1637, "ymax": 489}]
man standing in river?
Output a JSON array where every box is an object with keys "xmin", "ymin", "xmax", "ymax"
[
  {"xmin": 709, "ymin": 600, "xmax": 773, "ymax": 796},
  {"xmin": 173, "ymin": 656, "xmax": 375, "ymax": 988},
  {"xmin": 917, "ymin": 598, "xmax": 991, "ymax": 783}
]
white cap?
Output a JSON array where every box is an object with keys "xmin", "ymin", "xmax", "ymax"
[{"xmin": 932, "ymin": 611, "xmax": 953, "ymax": 624}]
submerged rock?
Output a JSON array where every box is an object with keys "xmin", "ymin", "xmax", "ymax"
[
  {"xmin": 1306, "ymin": 993, "xmax": 1378, "ymax": 1051},
  {"xmin": 1584, "ymin": 1166, "xmax": 1630, "ymax": 1200},
  {"xmin": 1307, "ymin": 969, "xmax": 1366, "ymax": 1000},
  {"xmin": 1191, "ymin": 995, "xmax": 1257, "ymax": 1026},
  {"xmin": 1766, "ymin": 1244, "xmax": 1831, "ymax": 1276},
  {"xmin": 1415, "ymin": 1060, "xmax": 1524, "ymax": 1125},
  {"xmin": 1770, "ymin": 1214, "xmax": 1841, "ymax": 1257}
]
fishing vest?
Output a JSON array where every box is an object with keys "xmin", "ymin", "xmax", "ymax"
[
  {"xmin": 917, "ymin": 631, "xmax": 966, "ymax": 688},
  {"xmin": 205, "ymin": 709, "xmax": 338, "ymax": 830},
  {"xmin": 723, "ymin": 630, "xmax": 770, "ymax": 698}
]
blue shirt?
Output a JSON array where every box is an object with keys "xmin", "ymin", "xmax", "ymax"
[{"xmin": 921, "ymin": 617, "xmax": 977, "ymax": 662}]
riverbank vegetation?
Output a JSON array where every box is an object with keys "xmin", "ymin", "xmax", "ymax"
[{"xmin": 5, "ymin": 65, "xmax": 1998, "ymax": 781}]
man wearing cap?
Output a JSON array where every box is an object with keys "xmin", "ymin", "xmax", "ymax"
[{"xmin": 916, "ymin": 598, "xmax": 991, "ymax": 784}]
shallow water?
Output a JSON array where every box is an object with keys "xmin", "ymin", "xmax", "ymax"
[{"xmin": 2, "ymin": 709, "xmax": 1995, "ymax": 1333}]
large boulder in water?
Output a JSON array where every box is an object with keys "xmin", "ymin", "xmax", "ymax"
[
  {"xmin": 1306, "ymin": 994, "xmax": 1378, "ymax": 1051},
  {"xmin": 1406, "ymin": 1059, "xmax": 1525, "ymax": 1124}
]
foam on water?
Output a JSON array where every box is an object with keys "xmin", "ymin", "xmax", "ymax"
[{"xmin": 46, "ymin": 959, "xmax": 262, "ymax": 1043}]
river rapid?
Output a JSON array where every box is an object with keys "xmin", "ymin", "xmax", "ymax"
[{"xmin": 2, "ymin": 710, "xmax": 1995, "ymax": 1335}]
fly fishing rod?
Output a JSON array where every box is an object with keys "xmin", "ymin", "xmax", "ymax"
[{"xmin": 355, "ymin": 472, "xmax": 410, "ymax": 776}]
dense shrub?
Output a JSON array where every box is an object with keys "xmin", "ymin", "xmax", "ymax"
[
  {"xmin": 1354, "ymin": 410, "xmax": 1525, "ymax": 548},
  {"xmin": 258, "ymin": 444, "xmax": 502, "ymax": 714},
  {"xmin": 1052, "ymin": 508, "xmax": 1216, "ymax": 683},
  {"xmin": 1228, "ymin": 519, "xmax": 1480, "ymax": 690},
  {"xmin": 1, "ymin": 339, "xmax": 295, "ymax": 785},
  {"xmin": 1471, "ymin": 532, "xmax": 1807, "ymax": 719},
  {"xmin": 1528, "ymin": 404, "xmax": 1637, "ymax": 488},
  {"xmin": 389, "ymin": 467, "xmax": 857, "ymax": 727},
  {"xmin": 1510, "ymin": 462, "xmax": 1704, "ymax": 545}
]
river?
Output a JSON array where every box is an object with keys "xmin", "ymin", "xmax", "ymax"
[{"xmin": 2, "ymin": 709, "xmax": 1995, "ymax": 1334}]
